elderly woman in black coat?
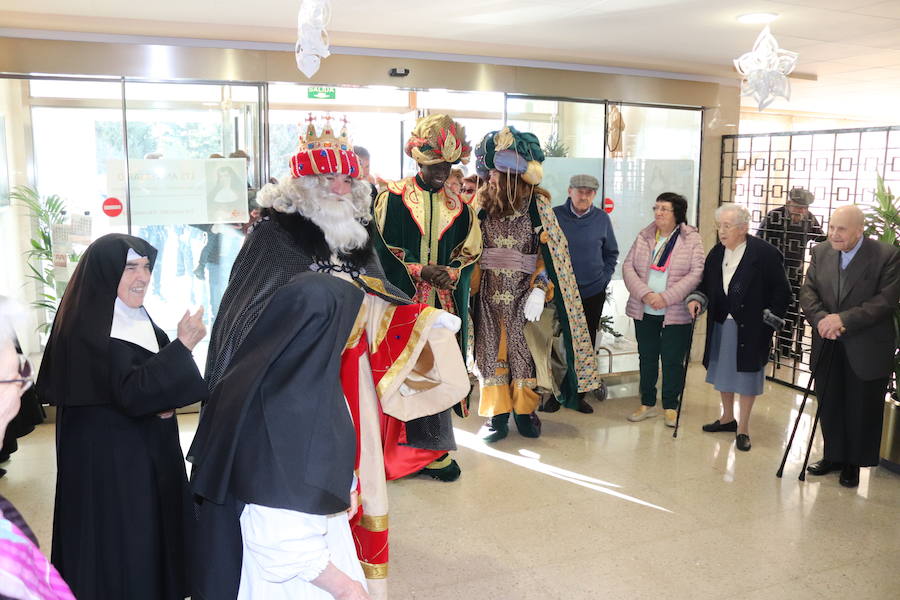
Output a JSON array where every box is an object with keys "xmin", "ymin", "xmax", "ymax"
[{"xmin": 687, "ymin": 203, "xmax": 791, "ymax": 451}]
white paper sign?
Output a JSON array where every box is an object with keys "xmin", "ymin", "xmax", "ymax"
[
  {"xmin": 69, "ymin": 214, "xmax": 92, "ymax": 243},
  {"xmin": 106, "ymin": 159, "xmax": 249, "ymax": 226}
]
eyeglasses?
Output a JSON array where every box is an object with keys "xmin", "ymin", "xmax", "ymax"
[
  {"xmin": 0, "ymin": 354, "xmax": 34, "ymax": 393},
  {"xmin": 652, "ymin": 205, "xmax": 674, "ymax": 213}
]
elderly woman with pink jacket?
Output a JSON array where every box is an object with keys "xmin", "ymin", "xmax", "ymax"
[{"xmin": 623, "ymin": 192, "xmax": 705, "ymax": 427}]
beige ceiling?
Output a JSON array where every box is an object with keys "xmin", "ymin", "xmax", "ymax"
[{"xmin": 2, "ymin": 0, "xmax": 900, "ymax": 120}]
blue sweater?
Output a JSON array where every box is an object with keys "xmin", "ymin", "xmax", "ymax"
[{"xmin": 552, "ymin": 199, "xmax": 619, "ymax": 298}]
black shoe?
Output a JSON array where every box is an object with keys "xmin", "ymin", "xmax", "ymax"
[
  {"xmin": 839, "ymin": 465, "xmax": 860, "ymax": 488},
  {"xmin": 483, "ymin": 413, "xmax": 510, "ymax": 443},
  {"xmin": 514, "ymin": 412, "xmax": 542, "ymax": 438},
  {"xmin": 702, "ymin": 419, "xmax": 737, "ymax": 432},
  {"xmin": 418, "ymin": 454, "xmax": 461, "ymax": 482},
  {"xmin": 735, "ymin": 433, "xmax": 751, "ymax": 452},
  {"xmin": 539, "ymin": 396, "xmax": 561, "ymax": 413},
  {"xmin": 807, "ymin": 459, "xmax": 843, "ymax": 476},
  {"xmin": 576, "ymin": 394, "xmax": 594, "ymax": 414}
]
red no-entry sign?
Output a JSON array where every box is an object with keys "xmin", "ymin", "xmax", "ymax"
[
  {"xmin": 103, "ymin": 197, "xmax": 123, "ymax": 217},
  {"xmin": 603, "ymin": 197, "xmax": 615, "ymax": 213}
]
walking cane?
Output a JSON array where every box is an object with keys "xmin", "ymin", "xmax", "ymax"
[
  {"xmin": 672, "ymin": 317, "xmax": 697, "ymax": 439},
  {"xmin": 776, "ymin": 339, "xmax": 836, "ymax": 479}
]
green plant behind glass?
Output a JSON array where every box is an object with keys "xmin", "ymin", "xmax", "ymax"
[
  {"xmin": 864, "ymin": 175, "xmax": 900, "ymax": 391},
  {"xmin": 9, "ymin": 185, "xmax": 67, "ymax": 333}
]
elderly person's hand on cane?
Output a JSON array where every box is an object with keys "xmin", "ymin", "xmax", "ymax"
[{"xmin": 688, "ymin": 203, "xmax": 791, "ymax": 452}]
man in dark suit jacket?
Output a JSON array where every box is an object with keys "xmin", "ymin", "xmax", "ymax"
[{"xmin": 800, "ymin": 205, "xmax": 900, "ymax": 488}]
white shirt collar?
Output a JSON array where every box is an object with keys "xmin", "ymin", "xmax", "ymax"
[
  {"xmin": 724, "ymin": 241, "xmax": 747, "ymax": 257},
  {"xmin": 110, "ymin": 297, "xmax": 159, "ymax": 353}
]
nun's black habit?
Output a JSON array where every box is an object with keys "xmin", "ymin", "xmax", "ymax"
[{"xmin": 36, "ymin": 233, "xmax": 207, "ymax": 600}]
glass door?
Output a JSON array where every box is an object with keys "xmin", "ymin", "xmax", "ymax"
[
  {"xmin": 505, "ymin": 95, "xmax": 606, "ymax": 209},
  {"xmin": 117, "ymin": 81, "xmax": 264, "ymax": 374}
]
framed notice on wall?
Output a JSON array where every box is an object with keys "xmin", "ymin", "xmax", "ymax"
[{"xmin": 106, "ymin": 158, "xmax": 250, "ymax": 226}]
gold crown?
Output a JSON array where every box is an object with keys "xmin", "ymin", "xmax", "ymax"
[{"xmin": 301, "ymin": 113, "xmax": 353, "ymax": 152}]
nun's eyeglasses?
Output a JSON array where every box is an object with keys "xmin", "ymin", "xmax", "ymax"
[{"xmin": 0, "ymin": 354, "xmax": 34, "ymax": 393}]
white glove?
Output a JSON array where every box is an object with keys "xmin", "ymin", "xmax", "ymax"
[
  {"xmin": 523, "ymin": 288, "xmax": 546, "ymax": 322},
  {"xmin": 433, "ymin": 311, "xmax": 461, "ymax": 333}
]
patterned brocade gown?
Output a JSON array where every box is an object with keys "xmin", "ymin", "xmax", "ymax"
[{"xmin": 475, "ymin": 211, "xmax": 542, "ymax": 417}]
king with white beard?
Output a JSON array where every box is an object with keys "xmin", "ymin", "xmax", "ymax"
[{"xmin": 190, "ymin": 117, "xmax": 468, "ymax": 600}]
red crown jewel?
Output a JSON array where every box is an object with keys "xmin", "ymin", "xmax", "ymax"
[{"xmin": 289, "ymin": 113, "xmax": 361, "ymax": 179}]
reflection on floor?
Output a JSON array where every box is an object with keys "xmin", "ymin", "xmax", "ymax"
[{"xmin": 2, "ymin": 364, "xmax": 899, "ymax": 599}]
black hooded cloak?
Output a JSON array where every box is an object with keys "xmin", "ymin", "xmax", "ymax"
[
  {"xmin": 188, "ymin": 272, "xmax": 364, "ymax": 599},
  {"xmin": 36, "ymin": 233, "xmax": 207, "ymax": 600},
  {"xmin": 204, "ymin": 210, "xmax": 456, "ymax": 450}
]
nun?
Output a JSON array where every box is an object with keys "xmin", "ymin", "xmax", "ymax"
[{"xmin": 36, "ymin": 233, "xmax": 207, "ymax": 600}]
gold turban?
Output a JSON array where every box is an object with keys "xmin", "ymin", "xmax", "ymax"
[{"xmin": 404, "ymin": 114, "xmax": 471, "ymax": 166}]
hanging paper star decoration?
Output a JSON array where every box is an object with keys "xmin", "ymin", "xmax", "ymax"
[
  {"xmin": 295, "ymin": 0, "xmax": 332, "ymax": 78},
  {"xmin": 733, "ymin": 26, "xmax": 799, "ymax": 111}
]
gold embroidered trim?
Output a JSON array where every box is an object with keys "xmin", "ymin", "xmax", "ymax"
[
  {"xmin": 359, "ymin": 513, "xmax": 389, "ymax": 532},
  {"xmin": 344, "ymin": 303, "xmax": 368, "ymax": 350},
  {"xmin": 375, "ymin": 306, "xmax": 438, "ymax": 398},
  {"xmin": 360, "ymin": 561, "xmax": 389, "ymax": 579},
  {"xmin": 425, "ymin": 455, "xmax": 453, "ymax": 469},
  {"xmin": 372, "ymin": 305, "xmax": 397, "ymax": 354},
  {"xmin": 491, "ymin": 290, "xmax": 515, "ymax": 306},
  {"xmin": 484, "ymin": 374, "xmax": 511, "ymax": 387}
]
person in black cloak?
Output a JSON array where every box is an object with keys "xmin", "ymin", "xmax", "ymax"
[
  {"xmin": 36, "ymin": 233, "xmax": 208, "ymax": 600},
  {"xmin": 194, "ymin": 118, "xmax": 469, "ymax": 599},
  {"xmin": 189, "ymin": 272, "xmax": 370, "ymax": 600}
]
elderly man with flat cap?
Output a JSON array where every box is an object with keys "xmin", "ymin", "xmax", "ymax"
[
  {"xmin": 757, "ymin": 188, "xmax": 825, "ymax": 357},
  {"xmin": 800, "ymin": 204, "xmax": 900, "ymax": 488},
  {"xmin": 549, "ymin": 173, "xmax": 618, "ymax": 411}
]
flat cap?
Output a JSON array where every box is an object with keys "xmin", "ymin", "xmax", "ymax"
[
  {"xmin": 788, "ymin": 188, "xmax": 814, "ymax": 205},
  {"xmin": 569, "ymin": 174, "xmax": 599, "ymax": 190}
]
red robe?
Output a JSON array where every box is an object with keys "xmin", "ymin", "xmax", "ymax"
[{"xmin": 339, "ymin": 299, "xmax": 468, "ymax": 599}]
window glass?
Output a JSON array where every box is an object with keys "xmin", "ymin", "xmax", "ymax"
[{"xmin": 120, "ymin": 82, "xmax": 262, "ymax": 375}]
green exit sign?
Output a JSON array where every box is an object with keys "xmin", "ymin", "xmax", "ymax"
[{"xmin": 308, "ymin": 86, "xmax": 336, "ymax": 100}]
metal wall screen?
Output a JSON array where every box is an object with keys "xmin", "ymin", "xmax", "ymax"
[{"xmin": 720, "ymin": 126, "xmax": 900, "ymax": 389}]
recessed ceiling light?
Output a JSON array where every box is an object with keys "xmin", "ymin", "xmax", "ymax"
[{"xmin": 737, "ymin": 13, "xmax": 779, "ymax": 24}]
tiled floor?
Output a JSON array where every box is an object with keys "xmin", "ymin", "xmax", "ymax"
[{"xmin": 2, "ymin": 364, "xmax": 899, "ymax": 599}]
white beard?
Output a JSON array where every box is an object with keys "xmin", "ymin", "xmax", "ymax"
[{"xmin": 306, "ymin": 194, "xmax": 370, "ymax": 254}]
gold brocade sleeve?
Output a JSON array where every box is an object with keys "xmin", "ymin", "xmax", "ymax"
[
  {"xmin": 470, "ymin": 262, "xmax": 483, "ymax": 295},
  {"xmin": 373, "ymin": 188, "xmax": 389, "ymax": 231},
  {"xmin": 449, "ymin": 204, "xmax": 483, "ymax": 269}
]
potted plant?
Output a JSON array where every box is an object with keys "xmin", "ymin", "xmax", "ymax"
[
  {"xmin": 9, "ymin": 185, "xmax": 68, "ymax": 334},
  {"xmin": 867, "ymin": 175, "xmax": 900, "ymax": 472},
  {"xmin": 864, "ymin": 175, "xmax": 900, "ymax": 389}
]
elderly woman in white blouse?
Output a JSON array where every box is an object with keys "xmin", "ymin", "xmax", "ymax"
[{"xmin": 687, "ymin": 204, "xmax": 790, "ymax": 452}]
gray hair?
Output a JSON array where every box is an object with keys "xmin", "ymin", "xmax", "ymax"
[
  {"xmin": 256, "ymin": 174, "xmax": 372, "ymax": 225},
  {"xmin": 715, "ymin": 203, "xmax": 751, "ymax": 226}
]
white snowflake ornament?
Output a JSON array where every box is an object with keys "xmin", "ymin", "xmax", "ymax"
[{"xmin": 733, "ymin": 26, "xmax": 799, "ymax": 111}]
